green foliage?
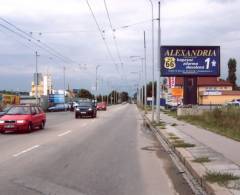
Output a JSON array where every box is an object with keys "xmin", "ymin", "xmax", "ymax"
[
  {"xmin": 205, "ymin": 172, "xmax": 239, "ymax": 185},
  {"xmin": 192, "ymin": 156, "xmax": 211, "ymax": 163},
  {"xmin": 179, "ymin": 107, "xmax": 240, "ymax": 141},
  {"xmin": 227, "ymin": 58, "xmax": 237, "ymax": 90},
  {"xmin": 78, "ymin": 89, "xmax": 93, "ymax": 99}
]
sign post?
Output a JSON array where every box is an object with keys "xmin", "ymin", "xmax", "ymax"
[{"xmin": 160, "ymin": 46, "xmax": 220, "ymax": 105}]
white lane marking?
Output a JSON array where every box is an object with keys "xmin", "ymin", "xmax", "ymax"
[
  {"xmin": 13, "ymin": 145, "xmax": 40, "ymax": 157},
  {"xmin": 58, "ymin": 130, "xmax": 72, "ymax": 137}
]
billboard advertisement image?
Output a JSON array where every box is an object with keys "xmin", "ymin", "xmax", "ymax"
[{"xmin": 161, "ymin": 46, "xmax": 220, "ymax": 77}]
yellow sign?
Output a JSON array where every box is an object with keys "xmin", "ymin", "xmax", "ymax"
[
  {"xmin": 164, "ymin": 57, "xmax": 176, "ymax": 69},
  {"xmin": 2, "ymin": 94, "xmax": 20, "ymax": 105},
  {"xmin": 171, "ymin": 88, "xmax": 183, "ymax": 97}
]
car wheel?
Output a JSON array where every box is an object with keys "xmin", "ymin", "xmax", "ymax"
[
  {"xmin": 39, "ymin": 121, "xmax": 45, "ymax": 130},
  {"xmin": 0, "ymin": 130, "xmax": 5, "ymax": 134},
  {"xmin": 75, "ymin": 114, "xmax": 79, "ymax": 119},
  {"xmin": 27, "ymin": 123, "xmax": 33, "ymax": 133}
]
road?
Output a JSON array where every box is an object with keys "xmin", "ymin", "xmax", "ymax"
[{"xmin": 0, "ymin": 104, "xmax": 192, "ymax": 195}]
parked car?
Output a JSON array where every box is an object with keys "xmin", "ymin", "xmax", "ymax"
[
  {"xmin": 75, "ymin": 101, "xmax": 97, "ymax": 118},
  {"xmin": 48, "ymin": 103, "xmax": 69, "ymax": 112},
  {"xmin": 0, "ymin": 105, "xmax": 46, "ymax": 133},
  {"xmin": 68, "ymin": 101, "xmax": 79, "ymax": 111},
  {"xmin": 96, "ymin": 102, "xmax": 107, "ymax": 111},
  {"xmin": 226, "ymin": 99, "xmax": 240, "ymax": 106}
]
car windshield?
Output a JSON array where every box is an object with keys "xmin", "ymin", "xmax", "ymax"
[
  {"xmin": 7, "ymin": 106, "xmax": 31, "ymax": 115},
  {"xmin": 78, "ymin": 102, "xmax": 92, "ymax": 107}
]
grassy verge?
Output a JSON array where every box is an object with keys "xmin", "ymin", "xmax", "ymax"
[
  {"xmin": 204, "ymin": 172, "xmax": 239, "ymax": 185},
  {"xmin": 172, "ymin": 139, "xmax": 195, "ymax": 148},
  {"xmin": 192, "ymin": 156, "xmax": 211, "ymax": 163},
  {"xmin": 178, "ymin": 107, "xmax": 240, "ymax": 142}
]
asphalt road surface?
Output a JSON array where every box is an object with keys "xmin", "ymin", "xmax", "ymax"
[{"xmin": 0, "ymin": 104, "xmax": 192, "ymax": 195}]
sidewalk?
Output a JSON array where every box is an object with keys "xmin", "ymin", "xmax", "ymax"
[
  {"xmin": 156, "ymin": 112, "xmax": 240, "ymax": 165},
  {"xmin": 145, "ymin": 111, "xmax": 240, "ymax": 194}
]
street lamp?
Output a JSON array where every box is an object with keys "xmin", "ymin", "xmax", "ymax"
[
  {"xmin": 130, "ymin": 56, "xmax": 146, "ymax": 110},
  {"xmin": 95, "ymin": 65, "xmax": 102, "ymax": 101}
]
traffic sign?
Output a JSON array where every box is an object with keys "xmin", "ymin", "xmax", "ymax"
[{"xmin": 160, "ymin": 46, "xmax": 220, "ymax": 77}]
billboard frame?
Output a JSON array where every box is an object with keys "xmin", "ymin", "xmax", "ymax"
[{"xmin": 160, "ymin": 45, "xmax": 220, "ymax": 77}]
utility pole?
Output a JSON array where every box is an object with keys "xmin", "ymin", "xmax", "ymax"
[
  {"xmin": 140, "ymin": 59, "xmax": 144, "ymax": 107},
  {"xmin": 156, "ymin": 1, "xmax": 161, "ymax": 123},
  {"xmin": 63, "ymin": 66, "xmax": 66, "ymax": 111},
  {"xmin": 148, "ymin": 0, "xmax": 155, "ymax": 122},
  {"xmin": 35, "ymin": 51, "xmax": 40, "ymax": 105},
  {"xmin": 95, "ymin": 65, "xmax": 101, "ymax": 102},
  {"xmin": 144, "ymin": 31, "xmax": 147, "ymax": 113}
]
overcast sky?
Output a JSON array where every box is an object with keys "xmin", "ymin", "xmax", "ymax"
[{"xmin": 0, "ymin": 0, "xmax": 240, "ymax": 95}]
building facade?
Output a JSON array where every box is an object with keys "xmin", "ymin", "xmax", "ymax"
[{"xmin": 30, "ymin": 74, "xmax": 53, "ymax": 97}]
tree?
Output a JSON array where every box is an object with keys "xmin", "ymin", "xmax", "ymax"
[
  {"xmin": 120, "ymin": 91, "xmax": 129, "ymax": 102},
  {"xmin": 227, "ymin": 58, "xmax": 237, "ymax": 90},
  {"xmin": 78, "ymin": 89, "xmax": 93, "ymax": 99}
]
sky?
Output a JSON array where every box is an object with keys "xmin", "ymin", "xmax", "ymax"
[{"xmin": 0, "ymin": 0, "xmax": 240, "ymax": 95}]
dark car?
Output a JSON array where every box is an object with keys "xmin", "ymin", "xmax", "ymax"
[
  {"xmin": 48, "ymin": 103, "xmax": 69, "ymax": 112},
  {"xmin": 0, "ymin": 105, "xmax": 46, "ymax": 133},
  {"xmin": 75, "ymin": 101, "xmax": 97, "ymax": 118}
]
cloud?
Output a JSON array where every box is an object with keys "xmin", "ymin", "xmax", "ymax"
[{"xmin": 0, "ymin": 0, "xmax": 240, "ymax": 92}]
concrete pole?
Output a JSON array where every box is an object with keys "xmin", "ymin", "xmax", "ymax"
[
  {"xmin": 64, "ymin": 66, "xmax": 66, "ymax": 111},
  {"xmin": 156, "ymin": 1, "xmax": 161, "ymax": 123},
  {"xmin": 149, "ymin": 0, "xmax": 155, "ymax": 122},
  {"xmin": 35, "ymin": 51, "xmax": 39, "ymax": 105},
  {"xmin": 144, "ymin": 31, "xmax": 147, "ymax": 112}
]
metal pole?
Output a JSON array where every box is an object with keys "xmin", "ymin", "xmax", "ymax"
[
  {"xmin": 63, "ymin": 66, "xmax": 66, "ymax": 111},
  {"xmin": 35, "ymin": 51, "xmax": 39, "ymax": 105},
  {"xmin": 148, "ymin": 0, "xmax": 155, "ymax": 122},
  {"xmin": 95, "ymin": 65, "xmax": 101, "ymax": 102},
  {"xmin": 141, "ymin": 59, "xmax": 144, "ymax": 107},
  {"xmin": 144, "ymin": 31, "xmax": 147, "ymax": 113},
  {"xmin": 156, "ymin": 1, "xmax": 161, "ymax": 123}
]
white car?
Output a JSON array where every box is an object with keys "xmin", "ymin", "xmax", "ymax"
[{"xmin": 226, "ymin": 100, "xmax": 240, "ymax": 106}]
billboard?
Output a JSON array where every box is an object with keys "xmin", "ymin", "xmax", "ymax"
[
  {"xmin": 48, "ymin": 94, "xmax": 65, "ymax": 103},
  {"xmin": 161, "ymin": 46, "xmax": 220, "ymax": 77},
  {"xmin": 1, "ymin": 94, "xmax": 20, "ymax": 105}
]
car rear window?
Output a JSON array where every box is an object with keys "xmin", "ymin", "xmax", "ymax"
[
  {"xmin": 78, "ymin": 102, "xmax": 92, "ymax": 106},
  {"xmin": 7, "ymin": 106, "xmax": 31, "ymax": 115}
]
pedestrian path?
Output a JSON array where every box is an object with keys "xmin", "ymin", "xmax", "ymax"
[{"xmin": 148, "ymin": 112, "xmax": 240, "ymax": 166}]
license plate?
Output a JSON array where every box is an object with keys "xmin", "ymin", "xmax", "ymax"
[
  {"xmin": 81, "ymin": 112, "xmax": 86, "ymax": 114},
  {"xmin": 5, "ymin": 124, "xmax": 14, "ymax": 128}
]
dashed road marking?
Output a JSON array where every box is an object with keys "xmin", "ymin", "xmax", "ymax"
[
  {"xmin": 58, "ymin": 130, "xmax": 72, "ymax": 137},
  {"xmin": 13, "ymin": 145, "xmax": 40, "ymax": 157}
]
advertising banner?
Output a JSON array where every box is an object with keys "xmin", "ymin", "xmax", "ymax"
[
  {"xmin": 2, "ymin": 94, "xmax": 20, "ymax": 105},
  {"xmin": 48, "ymin": 94, "xmax": 65, "ymax": 103},
  {"xmin": 161, "ymin": 46, "xmax": 220, "ymax": 76}
]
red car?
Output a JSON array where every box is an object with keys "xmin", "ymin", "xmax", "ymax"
[
  {"xmin": 96, "ymin": 102, "xmax": 107, "ymax": 111},
  {"xmin": 0, "ymin": 105, "xmax": 46, "ymax": 133}
]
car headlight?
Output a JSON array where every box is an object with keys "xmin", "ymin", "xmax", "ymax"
[
  {"xmin": 76, "ymin": 108, "xmax": 80, "ymax": 111},
  {"xmin": 0, "ymin": 120, "xmax": 4, "ymax": 124},
  {"xmin": 88, "ymin": 108, "xmax": 92, "ymax": 111},
  {"xmin": 16, "ymin": 120, "xmax": 26, "ymax": 124}
]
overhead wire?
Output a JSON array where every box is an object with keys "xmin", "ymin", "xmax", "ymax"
[
  {"xmin": 0, "ymin": 17, "xmax": 74, "ymax": 62},
  {"xmin": 103, "ymin": 0, "xmax": 124, "ymax": 71},
  {"xmin": 85, "ymin": 0, "xmax": 120, "ymax": 73}
]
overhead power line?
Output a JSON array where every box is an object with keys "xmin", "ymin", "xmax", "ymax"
[
  {"xmin": 0, "ymin": 17, "xmax": 77, "ymax": 64},
  {"xmin": 103, "ymin": 0, "xmax": 128, "ymax": 82},
  {"xmin": 85, "ymin": 0, "xmax": 119, "ymax": 73}
]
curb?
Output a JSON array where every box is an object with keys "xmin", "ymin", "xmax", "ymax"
[{"xmin": 144, "ymin": 116, "xmax": 233, "ymax": 195}]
